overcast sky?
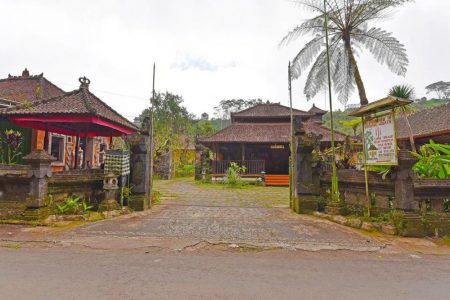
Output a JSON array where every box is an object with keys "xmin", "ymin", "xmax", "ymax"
[{"xmin": 1, "ymin": 0, "xmax": 449, "ymax": 120}]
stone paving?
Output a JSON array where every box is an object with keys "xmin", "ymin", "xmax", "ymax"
[{"xmin": 76, "ymin": 178, "xmax": 382, "ymax": 250}]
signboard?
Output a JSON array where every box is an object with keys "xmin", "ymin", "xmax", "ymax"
[{"xmin": 363, "ymin": 111, "xmax": 397, "ymax": 165}]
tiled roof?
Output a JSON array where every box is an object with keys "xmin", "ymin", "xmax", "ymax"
[
  {"xmin": 231, "ymin": 103, "xmax": 310, "ymax": 118},
  {"xmin": 4, "ymin": 80, "xmax": 138, "ymax": 131},
  {"xmin": 303, "ymin": 120, "xmax": 349, "ymax": 143},
  {"xmin": 308, "ymin": 104, "xmax": 327, "ymax": 115},
  {"xmin": 396, "ymin": 103, "xmax": 450, "ymax": 140},
  {"xmin": 200, "ymin": 123, "xmax": 290, "ymax": 143},
  {"xmin": 0, "ymin": 69, "xmax": 65, "ymax": 103},
  {"xmin": 200, "ymin": 121, "xmax": 347, "ymax": 144}
]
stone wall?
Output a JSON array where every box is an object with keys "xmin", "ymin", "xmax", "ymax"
[
  {"xmin": 320, "ymin": 169, "xmax": 394, "ymax": 214},
  {"xmin": 295, "ymin": 145, "xmax": 450, "ymax": 237},
  {"xmin": 153, "ymin": 148, "xmax": 173, "ymax": 180},
  {"xmin": 320, "ymin": 172, "xmax": 450, "ymax": 214},
  {"xmin": 414, "ymin": 179, "xmax": 450, "ymax": 213},
  {"xmin": 47, "ymin": 169, "xmax": 105, "ymax": 208},
  {"xmin": 0, "ymin": 148, "xmax": 114, "ymax": 219},
  {"xmin": 0, "ymin": 164, "xmax": 32, "ymax": 218}
]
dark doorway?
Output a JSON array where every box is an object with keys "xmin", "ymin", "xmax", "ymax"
[{"xmin": 245, "ymin": 143, "xmax": 289, "ymax": 175}]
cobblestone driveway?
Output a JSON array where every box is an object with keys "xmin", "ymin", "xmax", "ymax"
[{"xmin": 77, "ymin": 178, "xmax": 381, "ymax": 250}]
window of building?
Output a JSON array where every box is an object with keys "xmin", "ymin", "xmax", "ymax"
[{"xmin": 50, "ymin": 134, "xmax": 66, "ymax": 164}]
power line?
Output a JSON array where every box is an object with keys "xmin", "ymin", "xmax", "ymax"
[{"xmin": 55, "ymin": 81, "xmax": 150, "ymax": 102}]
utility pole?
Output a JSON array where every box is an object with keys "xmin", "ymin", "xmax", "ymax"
[
  {"xmin": 324, "ymin": 0, "xmax": 339, "ymax": 203},
  {"xmin": 149, "ymin": 63, "xmax": 156, "ymax": 208},
  {"xmin": 288, "ymin": 62, "xmax": 295, "ymax": 210}
]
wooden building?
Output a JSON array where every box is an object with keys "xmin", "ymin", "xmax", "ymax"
[
  {"xmin": 199, "ymin": 102, "xmax": 348, "ymax": 185},
  {"xmin": 0, "ymin": 69, "xmax": 136, "ymax": 171}
]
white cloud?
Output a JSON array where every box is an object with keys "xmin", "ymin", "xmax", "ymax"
[
  {"xmin": 170, "ymin": 53, "xmax": 238, "ymax": 72},
  {"xmin": 0, "ymin": 0, "xmax": 449, "ymax": 119}
]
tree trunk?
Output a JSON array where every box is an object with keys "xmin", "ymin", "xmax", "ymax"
[
  {"xmin": 401, "ymin": 107, "xmax": 416, "ymax": 152},
  {"xmin": 345, "ymin": 41, "xmax": 368, "ymax": 106}
]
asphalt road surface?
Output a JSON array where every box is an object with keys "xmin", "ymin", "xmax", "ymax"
[
  {"xmin": 1, "ymin": 247, "xmax": 449, "ymax": 300},
  {"xmin": 1, "ymin": 179, "xmax": 449, "ymax": 299}
]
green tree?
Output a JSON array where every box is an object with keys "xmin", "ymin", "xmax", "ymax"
[
  {"xmin": 340, "ymin": 118, "xmax": 361, "ymax": 137},
  {"xmin": 280, "ymin": 0, "xmax": 411, "ymax": 105},
  {"xmin": 213, "ymin": 99, "xmax": 268, "ymax": 120},
  {"xmin": 388, "ymin": 84, "xmax": 417, "ymax": 151},
  {"xmin": 195, "ymin": 119, "xmax": 217, "ymax": 139},
  {"xmin": 425, "ymin": 81, "xmax": 450, "ymax": 99},
  {"xmin": 139, "ymin": 92, "xmax": 194, "ymax": 154}
]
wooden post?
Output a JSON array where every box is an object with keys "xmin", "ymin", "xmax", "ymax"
[
  {"xmin": 213, "ymin": 143, "xmax": 218, "ymax": 160},
  {"xmin": 74, "ymin": 131, "xmax": 80, "ymax": 169},
  {"xmin": 43, "ymin": 123, "xmax": 49, "ymax": 151},
  {"xmin": 83, "ymin": 126, "xmax": 88, "ymax": 169},
  {"xmin": 109, "ymin": 130, "xmax": 113, "ymax": 149},
  {"xmin": 241, "ymin": 143, "xmax": 246, "ymax": 174}
]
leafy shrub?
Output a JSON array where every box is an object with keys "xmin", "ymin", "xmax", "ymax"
[
  {"xmin": 55, "ymin": 196, "xmax": 92, "ymax": 215},
  {"xmin": 224, "ymin": 162, "xmax": 246, "ymax": 186},
  {"xmin": 151, "ymin": 190, "xmax": 161, "ymax": 205},
  {"xmin": 0, "ymin": 129, "xmax": 24, "ymax": 164},
  {"xmin": 412, "ymin": 140, "xmax": 450, "ymax": 179},
  {"xmin": 369, "ymin": 209, "xmax": 404, "ymax": 230},
  {"xmin": 176, "ymin": 164, "xmax": 195, "ymax": 177},
  {"xmin": 317, "ymin": 195, "xmax": 327, "ymax": 212},
  {"xmin": 387, "ymin": 209, "xmax": 404, "ymax": 231}
]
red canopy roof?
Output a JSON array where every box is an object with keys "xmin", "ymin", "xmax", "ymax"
[{"xmin": 2, "ymin": 77, "xmax": 138, "ymax": 137}]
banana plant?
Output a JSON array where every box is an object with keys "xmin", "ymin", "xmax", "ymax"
[{"xmin": 412, "ymin": 140, "xmax": 450, "ymax": 179}]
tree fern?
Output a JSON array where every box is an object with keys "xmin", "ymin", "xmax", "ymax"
[{"xmin": 281, "ymin": 0, "xmax": 411, "ymax": 105}]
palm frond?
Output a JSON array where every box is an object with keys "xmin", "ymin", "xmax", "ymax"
[
  {"xmin": 303, "ymin": 36, "xmax": 341, "ymax": 100},
  {"xmin": 353, "ymin": 27, "xmax": 408, "ymax": 76},
  {"xmin": 292, "ymin": 0, "xmax": 325, "ymax": 13},
  {"xmin": 290, "ymin": 34, "xmax": 325, "ymax": 79},
  {"xmin": 279, "ymin": 16, "xmax": 325, "ymax": 46},
  {"xmin": 388, "ymin": 84, "xmax": 415, "ymax": 99},
  {"xmin": 304, "ymin": 50, "xmax": 328, "ymax": 100},
  {"xmin": 332, "ymin": 44, "xmax": 355, "ymax": 105},
  {"xmin": 284, "ymin": 0, "xmax": 411, "ymax": 103}
]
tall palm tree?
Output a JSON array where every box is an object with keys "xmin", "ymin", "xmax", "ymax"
[
  {"xmin": 280, "ymin": 0, "xmax": 411, "ymax": 106},
  {"xmin": 388, "ymin": 84, "xmax": 417, "ymax": 151}
]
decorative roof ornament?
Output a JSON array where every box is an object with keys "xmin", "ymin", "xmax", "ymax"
[
  {"xmin": 79, "ymin": 76, "xmax": 91, "ymax": 89},
  {"xmin": 22, "ymin": 68, "xmax": 30, "ymax": 78}
]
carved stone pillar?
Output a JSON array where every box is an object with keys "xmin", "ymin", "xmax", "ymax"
[
  {"xmin": 127, "ymin": 124, "xmax": 151, "ymax": 211},
  {"xmin": 23, "ymin": 150, "xmax": 55, "ymax": 208},
  {"xmin": 296, "ymin": 141, "xmax": 321, "ymax": 213},
  {"xmin": 194, "ymin": 143, "xmax": 211, "ymax": 181},
  {"xmin": 393, "ymin": 150, "xmax": 418, "ymax": 211}
]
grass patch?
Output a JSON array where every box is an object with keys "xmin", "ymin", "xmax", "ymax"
[
  {"xmin": 50, "ymin": 220, "xmax": 90, "ymax": 231},
  {"xmin": 195, "ymin": 180, "xmax": 260, "ymax": 190},
  {"xmin": 0, "ymin": 242, "xmax": 22, "ymax": 249},
  {"xmin": 0, "ymin": 219, "xmax": 46, "ymax": 226},
  {"xmin": 435, "ymin": 236, "xmax": 450, "ymax": 247}
]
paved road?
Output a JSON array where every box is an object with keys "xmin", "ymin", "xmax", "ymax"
[
  {"xmin": 1, "ymin": 178, "xmax": 450, "ymax": 299},
  {"xmin": 74, "ymin": 178, "xmax": 382, "ymax": 251},
  {"xmin": 1, "ymin": 247, "xmax": 449, "ymax": 300}
]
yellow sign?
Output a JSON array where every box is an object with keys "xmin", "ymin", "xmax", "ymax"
[{"xmin": 363, "ymin": 111, "xmax": 397, "ymax": 165}]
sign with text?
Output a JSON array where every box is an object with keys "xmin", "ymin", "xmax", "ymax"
[{"xmin": 363, "ymin": 112, "xmax": 397, "ymax": 165}]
